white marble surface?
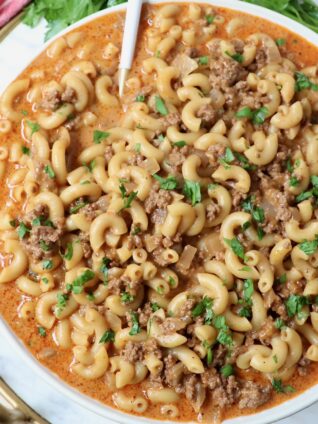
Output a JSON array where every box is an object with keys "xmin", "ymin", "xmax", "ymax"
[{"xmin": 1, "ymin": 9, "xmax": 318, "ymax": 424}]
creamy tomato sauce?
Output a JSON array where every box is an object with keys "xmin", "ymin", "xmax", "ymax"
[{"xmin": 1, "ymin": 3, "xmax": 318, "ymax": 423}]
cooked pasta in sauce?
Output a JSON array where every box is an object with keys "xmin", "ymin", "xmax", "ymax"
[{"xmin": 1, "ymin": 2, "xmax": 318, "ymax": 422}]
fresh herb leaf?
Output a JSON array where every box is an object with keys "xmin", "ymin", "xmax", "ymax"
[
  {"xmin": 87, "ymin": 292, "xmax": 95, "ymax": 301},
  {"xmin": 192, "ymin": 296, "xmax": 214, "ymax": 325},
  {"xmin": 236, "ymin": 106, "xmax": 254, "ymax": 119},
  {"xmin": 99, "ymin": 329, "xmax": 115, "ymax": 343},
  {"xmin": 220, "ymin": 364, "xmax": 234, "ymax": 377},
  {"xmin": 42, "ymin": 259, "xmax": 53, "ymax": 270},
  {"xmin": 151, "ymin": 302, "xmax": 160, "ymax": 312},
  {"xmin": 93, "ymin": 130, "xmax": 110, "ymax": 144},
  {"xmin": 217, "ymin": 328, "xmax": 233, "ymax": 346},
  {"xmin": 132, "ymin": 226, "xmax": 141, "ymax": 236},
  {"xmin": 253, "ymin": 106, "xmax": 268, "ymax": 125},
  {"xmin": 173, "ymin": 141, "xmax": 187, "ymax": 148},
  {"xmin": 155, "ymin": 96, "xmax": 169, "ymax": 116},
  {"xmin": 272, "ymin": 378, "xmax": 296, "ymax": 394},
  {"xmin": 100, "ymin": 257, "xmax": 111, "ymax": 284},
  {"xmin": 295, "ymin": 71, "xmax": 318, "ymax": 92},
  {"xmin": 44, "ymin": 164, "xmax": 55, "ymax": 179},
  {"xmin": 243, "ymin": 279, "xmax": 254, "ymax": 302},
  {"xmin": 299, "ymin": 236, "xmax": 318, "ymax": 256},
  {"xmin": 198, "ymin": 56, "xmax": 209, "ymax": 65},
  {"xmin": 183, "ymin": 180, "xmax": 201, "ymax": 205},
  {"xmin": 285, "ymin": 294, "xmax": 309, "ymax": 318},
  {"xmin": 21, "ymin": 110, "xmax": 28, "ymax": 116},
  {"xmin": 63, "ymin": 242, "xmax": 73, "ymax": 260},
  {"xmin": 276, "ymin": 38, "xmax": 286, "ymax": 46},
  {"xmin": 83, "ymin": 160, "xmax": 96, "ymax": 173},
  {"xmin": 56, "ymin": 293, "xmax": 69, "ymax": 316},
  {"xmin": 225, "ymin": 50, "xmax": 244, "ymax": 63},
  {"xmin": 224, "ymin": 237, "xmax": 246, "ymax": 261},
  {"xmin": 26, "ymin": 120, "xmax": 40, "ymax": 135},
  {"xmin": 70, "ymin": 269, "xmax": 95, "ymax": 294},
  {"xmin": 135, "ymin": 143, "xmax": 141, "ymax": 153},
  {"xmin": 296, "ymin": 190, "xmax": 313, "ymax": 203},
  {"xmin": 136, "ymin": 94, "xmax": 145, "ymax": 102},
  {"xmin": 22, "ymin": 146, "xmax": 30, "ymax": 155},
  {"xmin": 129, "ymin": 312, "xmax": 141, "ymax": 336},
  {"xmin": 153, "ymin": 174, "xmax": 178, "ymax": 190},
  {"xmin": 275, "ymin": 318, "xmax": 286, "ymax": 330},
  {"xmin": 42, "ymin": 277, "xmax": 49, "ymax": 284},
  {"xmin": 38, "ymin": 326, "xmax": 46, "ymax": 337},
  {"xmin": 17, "ymin": 222, "xmax": 30, "ymax": 239},
  {"xmin": 39, "ymin": 240, "xmax": 51, "ymax": 251},
  {"xmin": 289, "ymin": 175, "xmax": 300, "ymax": 187},
  {"xmin": 69, "ymin": 200, "xmax": 88, "ymax": 214},
  {"xmin": 168, "ymin": 276, "xmax": 176, "ymax": 287},
  {"xmin": 121, "ymin": 292, "xmax": 134, "ymax": 304},
  {"xmin": 205, "ymin": 14, "xmax": 214, "ymax": 24}
]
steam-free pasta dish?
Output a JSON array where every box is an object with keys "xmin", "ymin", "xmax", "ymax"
[{"xmin": 2, "ymin": 2, "xmax": 318, "ymax": 422}]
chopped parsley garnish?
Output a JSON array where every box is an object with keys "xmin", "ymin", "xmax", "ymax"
[
  {"xmin": 276, "ymin": 38, "xmax": 286, "ymax": 46},
  {"xmin": 220, "ymin": 364, "xmax": 234, "ymax": 377},
  {"xmin": 9, "ymin": 219, "xmax": 18, "ymax": 228},
  {"xmin": 129, "ymin": 312, "xmax": 141, "ymax": 336},
  {"xmin": 155, "ymin": 96, "xmax": 169, "ymax": 116},
  {"xmin": 69, "ymin": 269, "xmax": 95, "ymax": 294},
  {"xmin": 42, "ymin": 259, "xmax": 53, "ymax": 270},
  {"xmin": 285, "ymin": 294, "xmax": 309, "ymax": 318},
  {"xmin": 93, "ymin": 130, "xmax": 110, "ymax": 144},
  {"xmin": 289, "ymin": 175, "xmax": 300, "ymax": 187},
  {"xmin": 70, "ymin": 200, "xmax": 88, "ymax": 214},
  {"xmin": 56, "ymin": 293, "xmax": 68, "ymax": 316},
  {"xmin": 241, "ymin": 195, "xmax": 265, "ymax": 240},
  {"xmin": 42, "ymin": 277, "xmax": 49, "ymax": 284},
  {"xmin": 243, "ymin": 278, "xmax": 254, "ymax": 302},
  {"xmin": 121, "ymin": 292, "xmax": 135, "ymax": 304},
  {"xmin": 99, "ymin": 329, "xmax": 115, "ymax": 343},
  {"xmin": 272, "ymin": 378, "xmax": 296, "ymax": 394},
  {"xmin": 63, "ymin": 242, "xmax": 73, "ymax": 260},
  {"xmin": 26, "ymin": 120, "xmax": 40, "ymax": 135},
  {"xmin": 173, "ymin": 140, "xmax": 187, "ymax": 148},
  {"xmin": 253, "ymin": 106, "xmax": 269, "ymax": 125},
  {"xmin": 236, "ymin": 106, "xmax": 268, "ymax": 125},
  {"xmin": 224, "ymin": 237, "xmax": 246, "ymax": 262},
  {"xmin": 136, "ymin": 94, "xmax": 145, "ymax": 102},
  {"xmin": 192, "ymin": 296, "xmax": 213, "ymax": 324},
  {"xmin": 205, "ymin": 14, "xmax": 214, "ymax": 24},
  {"xmin": 151, "ymin": 302, "xmax": 160, "ymax": 312},
  {"xmin": 219, "ymin": 147, "xmax": 235, "ymax": 168},
  {"xmin": 299, "ymin": 236, "xmax": 318, "ymax": 256},
  {"xmin": 38, "ymin": 326, "xmax": 46, "ymax": 337},
  {"xmin": 22, "ymin": 145, "xmax": 30, "ymax": 155},
  {"xmin": 44, "ymin": 164, "xmax": 55, "ymax": 179},
  {"xmin": 119, "ymin": 181, "xmax": 138, "ymax": 209},
  {"xmin": 295, "ymin": 175, "xmax": 318, "ymax": 203},
  {"xmin": 217, "ymin": 328, "xmax": 233, "ymax": 346},
  {"xmin": 83, "ymin": 160, "xmax": 96, "ymax": 173},
  {"xmin": 20, "ymin": 110, "xmax": 28, "ymax": 116},
  {"xmin": 225, "ymin": 50, "xmax": 244, "ymax": 63},
  {"xmin": 183, "ymin": 180, "xmax": 201, "ymax": 205},
  {"xmin": 132, "ymin": 225, "xmax": 141, "ymax": 236},
  {"xmin": 100, "ymin": 257, "xmax": 111, "ymax": 284},
  {"xmin": 150, "ymin": 302, "xmax": 160, "ymax": 312},
  {"xmin": 39, "ymin": 240, "xmax": 50, "ymax": 251},
  {"xmin": 295, "ymin": 71, "xmax": 318, "ymax": 92},
  {"xmin": 275, "ymin": 318, "xmax": 286, "ymax": 330},
  {"xmin": 203, "ymin": 341, "xmax": 213, "ymax": 365},
  {"xmin": 168, "ymin": 276, "xmax": 176, "ymax": 287},
  {"xmin": 17, "ymin": 222, "xmax": 30, "ymax": 239},
  {"xmin": 275, "ymin": 274, "xmax": 287, "ymax": 285},
  {"xmin": 153, "ymin": 174, "xmax": 178, "ymax": 190},
  {"xmin": 32, "ymin": 216, "xmax": 54, "ymax": 227},
  {"xmin": 134, "ymin": 143, "xmax": 141, "ymax": 153},
  {"xmin": 198, "ymin": 56, "xmax": 209, "ymax": 65},
  {"xmin": 87, "ymin": 292, "xmax": 95, "ymax": 301}
]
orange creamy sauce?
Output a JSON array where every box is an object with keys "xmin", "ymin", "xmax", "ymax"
[{"xmin": 1, "ymin": 3, "xmax": 318, "ymax": 422}]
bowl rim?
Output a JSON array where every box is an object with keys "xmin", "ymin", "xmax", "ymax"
[{"xmin": 1, "ymin": 1, "xmax": 318, "ymax": 423}]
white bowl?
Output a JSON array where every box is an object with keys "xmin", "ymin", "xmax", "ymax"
[{"xmin": 1, "ymin": 1, "xmax": 318, "ymax": 423}]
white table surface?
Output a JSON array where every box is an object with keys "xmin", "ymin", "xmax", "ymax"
[{"xmin": 0, "ymin": 11, "xmax": 318, "ymax": 424}]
